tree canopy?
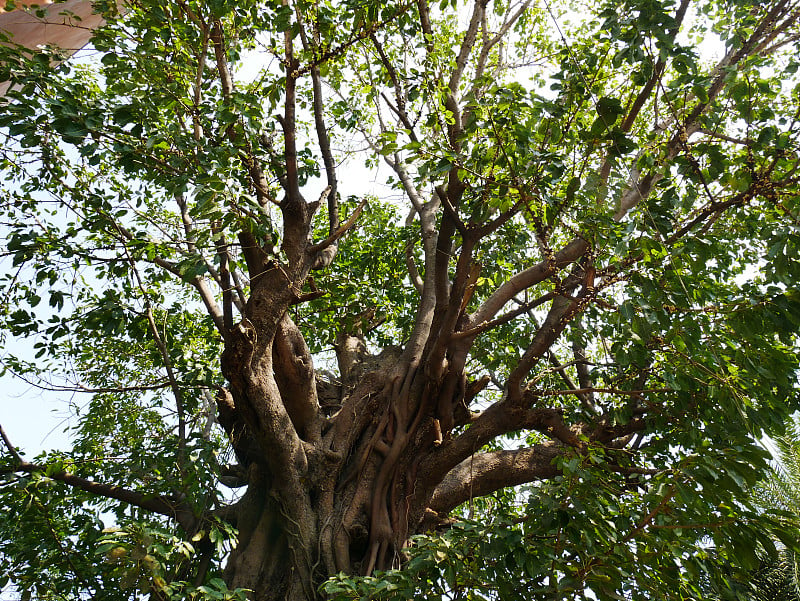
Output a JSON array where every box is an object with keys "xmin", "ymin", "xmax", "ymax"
[{"xmin": 1, "ymin": 0, "xmax": 800, "ymax": 600}]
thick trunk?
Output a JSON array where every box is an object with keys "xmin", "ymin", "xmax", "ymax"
[
  {"xmin": 224, "ymin": 468, "xmax": 309, "ymax": 601},
  {"xmin": 219, "ymin": 353, "xmax": 444, "ymax": 601}
]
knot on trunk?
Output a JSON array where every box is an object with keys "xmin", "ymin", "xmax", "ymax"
[{"xmin": 221, "ymin": 318, "xmax": 257, "ymax": 385}]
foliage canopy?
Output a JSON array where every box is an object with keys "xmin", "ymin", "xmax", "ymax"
[{"xmin": 1, "ymin": 0, "xmax": 800, "ymax": 600}]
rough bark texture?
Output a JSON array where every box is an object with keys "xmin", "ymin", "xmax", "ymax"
[{"xmin": 214, "ymin": 295, "xmax": 630, "ymax": 601}]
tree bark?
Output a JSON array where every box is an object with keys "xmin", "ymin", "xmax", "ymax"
[{"xmin": 217, "ymin": 311, "xmax": 590, "ymax": 601}]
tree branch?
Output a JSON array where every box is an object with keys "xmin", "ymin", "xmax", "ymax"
[
  {"xmin": 107, "ymin": 218, "xmax": 227, "ymax": 335},
  {"xmin": 616, "ymin": 1, "xmax": 800, "ymax": 220},
  {"xmin": 1, "ymin": 423, "xmax": 195, "ymax": 528},
  {"xmin": 120, "ymin": 243, "xmax": 189, "ymax": 471},
  {"xmin": 282, "ymin": 28, "xmax": 302, "ymax": 205},
  {"xmin": 402, "ymin": 199, "xmax": 440, "ymax": 364},
  {"xmin": 0, "ymin": 423, "xmax": 24, "ymax": 465},
  {"xmin": 471, "ymin": 237, "xmax": 588, "ymax": 327},
  {"xmin": 213, "ymin": 223, "xmax": 234, "ymax": 331},
  {"xmin": 418, "ymin": 404, "xmax": 581, "ymax": 494},
  {"xmin": 5, "ymin": 462, "xmax": 196, "ymax": 527},
  {"xmin": 310, "ymin": 65, "xmax": 339, "ymax": 236},
  {"xmin": 471, "ymin": 0, "xmax": 531, "ymax": 94},
  {"xmin": 428, "ymin": 445, "xmax": 562, "ymax": 516},
  {"xmin": 371, "ymin": 34, "xmax": 418, "ymax": 142},
  {"xmin": 309, "ymin": 193, "xmax": 366, "ymax": 254},
  {"xmin": 447, "ymin": 0, "xmax": 487, "ymax": 96},
  {"xmin": 404, "ymin": 207, "xmax": 424, "ymax": 294}
]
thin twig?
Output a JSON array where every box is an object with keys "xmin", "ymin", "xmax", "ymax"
[
  {"xmin": 309, "ymin": 194, "xmax": 367, "ymax": 252},
  {"xmin": 0, "ymin": 423, "xmax": 25, "ymax": 464}
]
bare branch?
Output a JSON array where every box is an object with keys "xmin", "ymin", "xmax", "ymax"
[
  {"xmin": 416, "ymin": 0, "xmax": 435, "ymax": 55},
  {"xmin": 448, "ymin": 0, "xmax": 488, "ymax": 95},
  {"xmin": 191, "ymin": 22, "xmax": 210, "ymax": 142},
  {"xmin": 471, "ymin": 237, "xmax": 588, "ymax": 327},
  {"xmin": 281, "ymin": 28, "xmax": 304, "ymax": 212},
  {"xmin": 473, "ymin": 1, "xmax": 531, "ymax": 89},
  {"xmin": 451, "ymin": 292, "xmax": 555, "ymax": 340},
  {"xmin": 0, "ymin": 423, "xmax": 24, "ymax": 465},
  {"xmin": 210, "ymin": 20, "xmax": 233, "ymax": 99},
  {"xmin": 309, "ymin": 192, "xmax": 366, "ymax": 254},
  {"xmin": 697, "ymin": 128, "xmax": 752, "ymax": 146},
  {"xmin": 310, "ymin": 66, "xmax": 339, "ymax": 236},
  {"xmin": 428, "ymin": 445, "xmax": 562, "ymax": 515},
  {"xmin": 371, "ymin": 34, "xmax": 418, "ymax": 142},
  {"xmin": 0, "ymin": 367, "xmax": 174, "ymax": 394},
  {"xmin": 213, "ymin": 223, "xmax": 234, "ymax": 331},
  {"xmin": 175, "ymin": 195, "xmax": 198, "ymax": 253},
  {"xmin": 571, "ymin": 320, "xmax": 598, "ymax": 413},
  {"xmin": 404, "ymin": 208, "xmax": 424, "ymax": 294}
]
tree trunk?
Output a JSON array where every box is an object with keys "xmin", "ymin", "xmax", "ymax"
[{"xmin": 219, "ymin": 331, "xmax": 445, "ymax": 601}]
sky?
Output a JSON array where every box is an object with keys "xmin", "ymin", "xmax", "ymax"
[{"xmin": 1, "ymin": 368, "xmax": 75, "ymax": 455}]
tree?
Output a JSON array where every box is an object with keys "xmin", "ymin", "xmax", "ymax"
[
  {"xmin": 1, "ymin": 0, "xmax": 799, "ymax": 600},
  {"xmin": 694, "ymin": 419, "xmax": 800, "ymax": 601},
  {"xmin": 744, "ymin": 420, "xmax": 800, "ymax": 601}
]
